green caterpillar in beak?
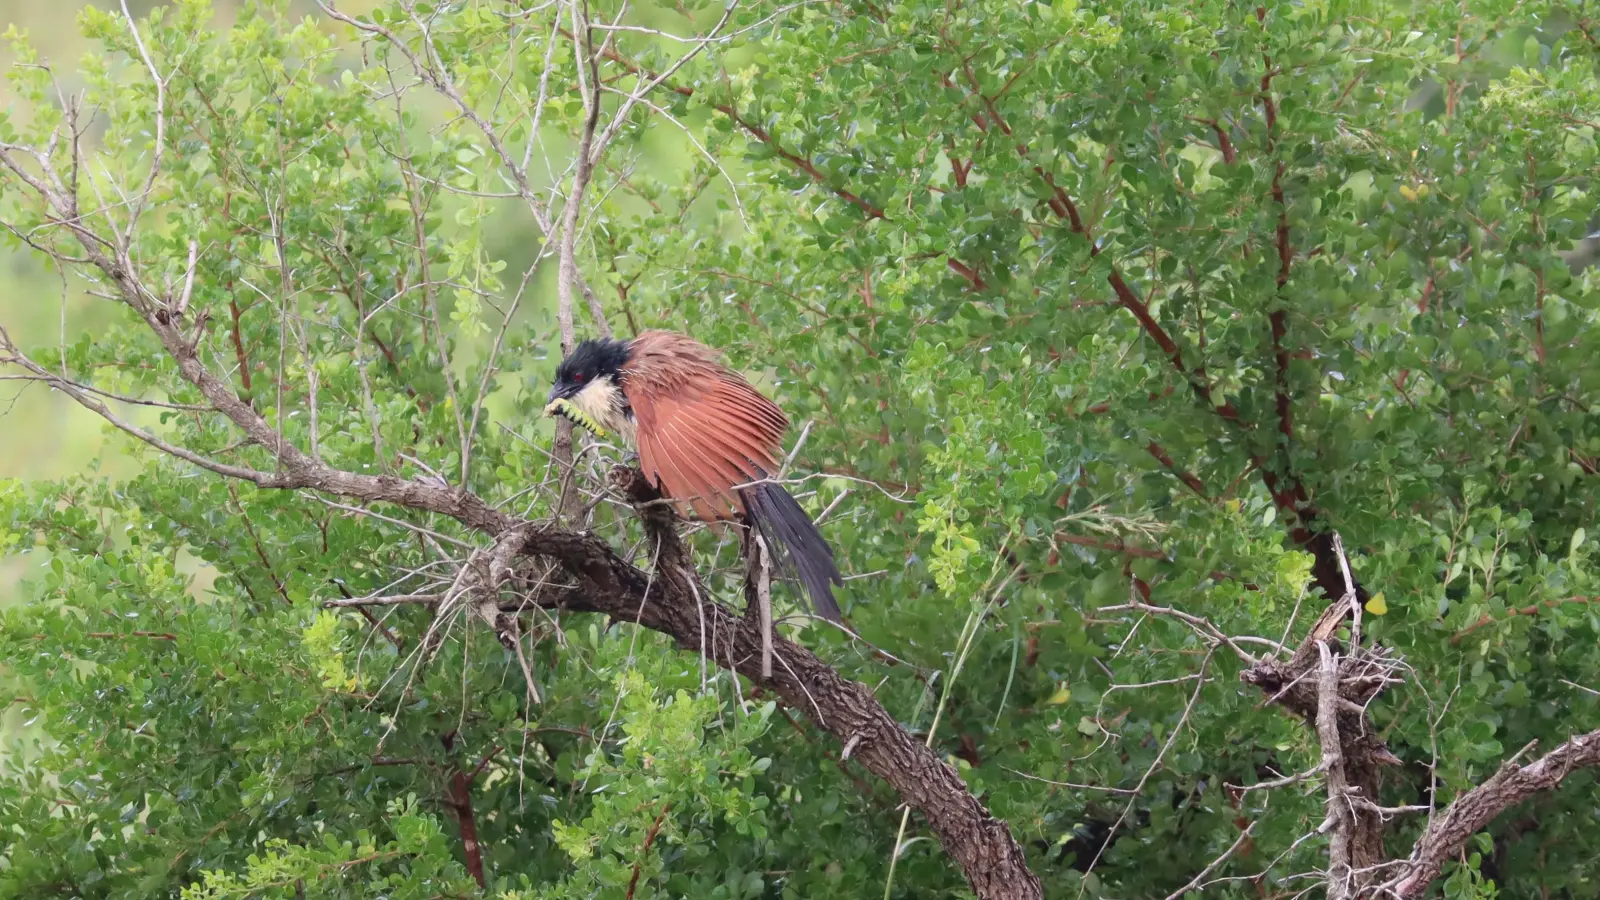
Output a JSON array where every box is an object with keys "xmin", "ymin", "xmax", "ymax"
[{"xmin": 544, "ymin": 397, "xmax": 611, "ymax": 440}]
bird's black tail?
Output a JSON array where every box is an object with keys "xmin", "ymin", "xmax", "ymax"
[{"xmin": 740, "ymin": 480, "xmax": 844, "ymax": 622}]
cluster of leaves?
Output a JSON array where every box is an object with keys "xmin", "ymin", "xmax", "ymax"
[
  {"xmin": 180, "ymin": 796, "xmax": 476, "ymax": 900},
  {"xmin": 1, "ymin": 0, "xmax": 1598, "ymax": 897}
]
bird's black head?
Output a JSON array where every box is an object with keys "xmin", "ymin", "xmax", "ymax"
[{"xmin": 549, "ymin": 337, "xmax": 630, "ymax": 402}]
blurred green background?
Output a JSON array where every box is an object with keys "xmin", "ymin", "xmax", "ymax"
[
  {"xmin": 0, "ymin": 1, "xmax": 117, "ymax": 601},
  {"xmin": 0, "ymin": 0, "xmax": 561, "ymax": 595},
  {"xmin": 1, "ymin": 2, "xmax": 110, "ymax": 485},
  {"xmin": 0, "ymin": 0, "xmax": 574, "ymax": 750}
]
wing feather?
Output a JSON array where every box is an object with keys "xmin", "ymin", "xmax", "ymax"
[
  {"xmin": 653, "ymin": 402, "xmax": 760, "ymax": 517},
  {"xmin": 629, "ymin": 391, "xmax": 705, "ymax": 517},
  {"xmin": 645, "ymin": 409, "xmax": 726, "ymax": 520},
  {"xmin": 633, "ymin": 422, "xmax": 696, "ymax": 516},
  {"xmin": 622, "ymin": 334, "xmax": 789, "ymax": 520},
  {"xmin": 659, "ymin": 417, "xmax": 742, "ymax": 517},
  {"xmin": 634, "ymin": 393, "xmax": 731, "ymax": 519},
  {"xmin": 697, "ymin": 398, "xmax": 781, "ymax": 471}
]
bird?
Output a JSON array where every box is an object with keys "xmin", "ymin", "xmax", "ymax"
[{"xmin": 545, "ymin": 330, "xmax": 843, "ymax": 622}]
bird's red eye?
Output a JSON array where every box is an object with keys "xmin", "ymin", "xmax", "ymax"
[{"xmin": 575, "ymin": 373, "xmax": 587, "ymax": 383}]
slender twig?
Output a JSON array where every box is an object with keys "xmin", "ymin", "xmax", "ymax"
[
  {"xmin": 1161, "ymin": 819, "xmax": 1259, "ymax": 900},
  {"xmin": 1081, "ymin": 648, "xmax": 1214, "ymax": 880},
  {"xmin": 119, "ymin": 0, "xmax": 167, "ymax": 233},
  {"xmin": 323, "ymin": 593, "xmax": 444, "ymax": 608}
]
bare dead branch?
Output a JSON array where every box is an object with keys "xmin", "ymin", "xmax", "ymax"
[
  {"xmin": 1098, "ymin": 598, "xmax": 1265, "ymax": 664},
  {"xmin": 1083, "ymin": 648, "xmax": 1214, "ymax": 878},
  {"xmin": 119, "ymin": 0, "xmax": 167, "ymax": 234},
  {"xmin": 323, "ymin": 593, "xmax": 445, "ymax": 608},
  {"xmin": 1227, "ymin": 761, "xmax": 1325, "ymax": 794},
  {"xmin": 744, "ymin": 529, "xmax": 775, "ymax": 679},
  {"xmin": 1316, "ymin": 642, "xmax": 1355, "ymax": 900}
]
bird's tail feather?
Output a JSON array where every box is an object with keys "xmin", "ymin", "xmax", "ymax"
[{"xmin": 740, "ymin": 480, "xmax": 843, "ymax": 622}]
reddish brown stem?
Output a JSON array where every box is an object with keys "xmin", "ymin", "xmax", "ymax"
[
  {"xmin": 947, "ymin": 258, "xmax": 987, "ymax": 290},
  {"xmin": 1572, "ymin": 448, "xmax": 1599, "ymax": 476},
  {"xmin": 1266, "ymin": 35, "xmax": 1294, "ymax": 448},
  {"xmin": 1126, "ymin": 565, "xmax": 1153, "ymax": 602},
  {"xmin": 1534, "ymin": 271, "xmax": 1548, "ymax": 365},
  {"xmin": 625, "ymin": 804, "xmax": 673, "ymax": 900},
  {"xmin": 1450, "ymin": 596, "xmax": 1595, "ymax": 645},
  {"xmin": 441, "ymin": 733, "xmax": 487, "ymax": 889},
  {"xmin": 354, "ymin": 606, "xmax": 404, "ymax": 650},
  {"xmin": 1259, "ymin": 69, "xmax": 1279, "ymax": 133},
  {"xmin": 331, "ymin": 581, "xmax": 406, "ymax": 650},
  {"xmin": 225, "ymin": 482, "xmax": 292, "ymax": 604},
  {"xmin": 946, "ymin": 66, "xmax": 1245, "ymax": 423},
  {"xmin": 227, "ymin": 297, "xmax": 253, "ymax": 403},
  {"xmin": 1145, "ymin": 441, "xmax": 1210, "ymax": 499},
  {"xmin": 1271, "ymin": 305, "xmax": 1292, "ymax": 445},
  {"xmin": 467, "ymin": 746, "xmax": 502, "ymax": 783},
  {"xmin": 1056, "ymin": 532, "xmax": 1166, "ymax": 560},
  {"xmin": 581, "ymin": 33, "xmax": 887, "ymax": 221},
  {"xmin": 1417, "ymin": 244, "xmax": 1473, "ymax": 319},
  {"xmin": 724, "ymin": 111, "xmax": 886, "ymax": 219},
  {"xmin": 367, "ymin": 329, "xmax": 400, "ymax": 370},
  {"xmin": 1212, "ymin": 121, "xmax": 1236, "ymax": 164},
  {"xmin": 950, "ymin": 153, "xmax": 971, "ymax": 187}
]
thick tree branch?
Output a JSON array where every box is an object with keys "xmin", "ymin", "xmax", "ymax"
[
  {"xmin": 1388, "ymin": 730, "xmax": 1600, "ymax": 896},
  {"xmin": 1388, "ymin": 729, "xmax": 1600, "ymax": 898},
  {"xmin": 1243, "ymin": 590, "xmax": 1400, "ymax": 895}
]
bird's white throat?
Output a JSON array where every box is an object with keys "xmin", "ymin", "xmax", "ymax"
[{"xmin": 570, "ymin": 376, "xmax": 636, "ymax": 447}]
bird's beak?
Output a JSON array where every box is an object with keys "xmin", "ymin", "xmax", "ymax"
[{"xmin": 545, "ymin": 382, "xmax": 574, "ymax": 419}]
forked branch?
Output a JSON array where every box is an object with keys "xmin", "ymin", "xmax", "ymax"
[{"xmin": 1387, "ymin": 728, "xmax": 1600, "ymax": 898}]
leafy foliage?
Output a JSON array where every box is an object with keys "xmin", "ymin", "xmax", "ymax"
[{"xmin": 2, "ymin": 0, "xmax": 1599, "ymax": 897}]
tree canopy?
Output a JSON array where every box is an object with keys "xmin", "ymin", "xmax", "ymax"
[{"xmin": 1, "ymin": 0, "xmax": 1599, "ymax": 898}]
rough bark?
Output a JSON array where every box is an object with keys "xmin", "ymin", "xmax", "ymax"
[
  {"xmin": 1389, "ymin": 728, "xmax": 1600, "ymax": 898},
  {"xmin": 1242, "ymin": 600, "xmax": 1401, "ymax": 894},
  {"xmin": 507, "ymin": 468, "xmax": 1045, "ymax": 900},
  {"xmin": 1244, "ymin": 592, "xmax": 1600, "ymax": 899}
]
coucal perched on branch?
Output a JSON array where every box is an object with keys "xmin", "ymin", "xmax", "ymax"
[{"xmin": 546, "ymin": 330, "xmax": 844, "ymax": 621}]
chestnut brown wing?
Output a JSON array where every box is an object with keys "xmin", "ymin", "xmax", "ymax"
[{"xmin": 622, "ymin": 332, "xmax": 788, "ymax": 521}]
